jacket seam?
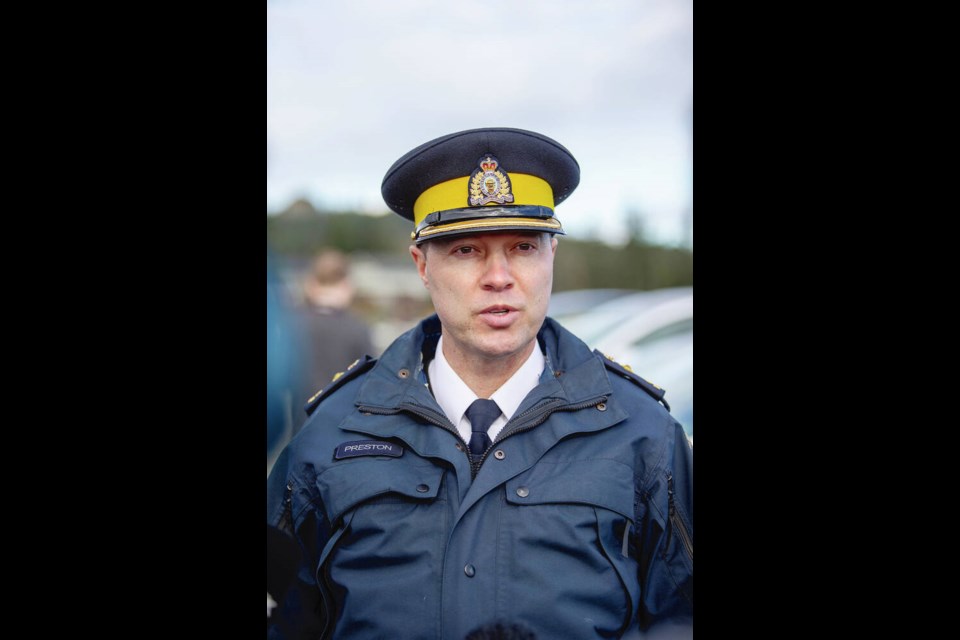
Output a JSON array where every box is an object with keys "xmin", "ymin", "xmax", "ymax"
[{"xmin": 636, "ymin": 423, "xmax": 670, "ymax": 498}]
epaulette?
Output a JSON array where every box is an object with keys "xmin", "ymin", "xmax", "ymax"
[
  {"xmin": 304, "ymin": 355, "xmax": 378, "ymax": 417},
  {"xmin": 594, "ymin": 349, "xmax": 671, "ymax": 412}
]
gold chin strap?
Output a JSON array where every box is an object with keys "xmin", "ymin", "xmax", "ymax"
[{"xmin": 414, "ymin": 216, "xmax": 563, "ymax": 241}]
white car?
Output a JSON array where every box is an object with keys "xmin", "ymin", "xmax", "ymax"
[{"xmin": 551, "ymin": 288, "xmax": 693, "ymax": 443}]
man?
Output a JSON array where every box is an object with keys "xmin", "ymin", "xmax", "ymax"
[
  {"xmin": 266, "ymin": 127, "xmax": 693, "ymax": 639},
  {"xmin": 291, "ymin": 248, "xmax": 375, "ymax": 435}
]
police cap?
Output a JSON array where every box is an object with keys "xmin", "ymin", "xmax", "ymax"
[{"xmin": 381, "ymin": 127, "xmax": 580, "ymax": 244}]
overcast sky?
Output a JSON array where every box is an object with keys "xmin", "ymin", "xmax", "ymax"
[{"xmin": 267, "ymin": 0, "xmax": 692, "ymax": 247}]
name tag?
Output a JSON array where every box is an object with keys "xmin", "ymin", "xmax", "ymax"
[{"xmin": 334, "ymin": 440, "xmax": 404, "ymax": 460}]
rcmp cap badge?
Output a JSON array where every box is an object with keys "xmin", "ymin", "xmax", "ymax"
[{"xmin": 469, "ymin": 156, "xmax": 515, "ymax": 207}]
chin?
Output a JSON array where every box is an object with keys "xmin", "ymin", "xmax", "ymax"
[{"xmin": 474, "ymin": 334, "xmax": 532, "ymax": 360}]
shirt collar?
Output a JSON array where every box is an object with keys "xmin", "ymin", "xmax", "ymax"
[
  {"xmin": 428, "ymin": 334, "xmax": 545, "ymax": 428},
  {"xmin": 490, "ymin": 342, "xmax": 546, "ymax": 422}
]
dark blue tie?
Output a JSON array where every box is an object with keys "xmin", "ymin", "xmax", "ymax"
[{"xmin": 465, "ymin": 398, "xmax": 501, "ymax": 458}]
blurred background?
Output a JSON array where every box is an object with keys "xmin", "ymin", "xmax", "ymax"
[{"xmin": 267, "ymin": 0, "xmax": 693, "ymax": 467}]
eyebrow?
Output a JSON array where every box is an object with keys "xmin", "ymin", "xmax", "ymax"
[{"xmin": 438, "ymin": 232, "xmax": 545, "ymax": 247}]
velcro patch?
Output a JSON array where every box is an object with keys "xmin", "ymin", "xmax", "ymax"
[{"xmin": 334, "ymin": 440, "xmax": 404, "ymax": 460}]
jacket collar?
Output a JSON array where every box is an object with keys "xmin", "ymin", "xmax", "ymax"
[{"xmin": 354, "ymin": 314, "xmax": 613, "ymax": 412}]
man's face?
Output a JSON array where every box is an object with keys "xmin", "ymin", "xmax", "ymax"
[{"xmin": 410, "ymin": 232, "xmax": 558, "ymax": 366}]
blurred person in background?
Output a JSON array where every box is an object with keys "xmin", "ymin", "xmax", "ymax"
[
  {"xmin": 267, "ymin": 128, "xmax": 692, "ymax": 639},
  {"xmin": 291, "ymin": 248, "xmax": 375, "ymax": 435}
]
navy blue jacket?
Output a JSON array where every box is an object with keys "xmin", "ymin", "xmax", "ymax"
[{"xmin": 267, "ymin": 316, "xmax": 693, "ymax": 639}]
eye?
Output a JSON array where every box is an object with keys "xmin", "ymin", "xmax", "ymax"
[
  {"xmin": 454, "ymin": 245, "xmax": 476, "ymax": 255},
  {"xmin": 516, "ymin": 242, "xmax": 536, "ymax": 252}
]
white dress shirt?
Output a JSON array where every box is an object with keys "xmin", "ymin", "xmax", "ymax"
[{"xmin": 427, "ymin": 335, "xmax": 545, "ymax": 444}]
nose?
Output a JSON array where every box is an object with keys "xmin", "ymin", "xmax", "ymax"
[{"xmin": 480, "ymin": 250, "xmax": 514, "ymax": 291}]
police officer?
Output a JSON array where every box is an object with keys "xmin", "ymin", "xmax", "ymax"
[{"xmin": 266, "ymin": 127, "xmax": 693, "ymax": 639}]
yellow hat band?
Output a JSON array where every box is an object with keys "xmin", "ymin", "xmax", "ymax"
[{"xmin": 413, "ymin": 173, "xmax": 554, "ymax": 228}]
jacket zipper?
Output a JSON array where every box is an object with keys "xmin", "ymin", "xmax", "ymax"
[
  {"xmin": 319, "ymin": 559, "xmax": 335, "ymax": 639},
  {"xmin": 277, "ymin": 481, "xmax": 294, "ymax": 534},
  {"xmin": 666, "ymin": 472, "xmax": 693, "ymax": 559}
]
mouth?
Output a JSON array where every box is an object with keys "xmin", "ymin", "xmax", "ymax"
[
  {"xmin": 481, "ymin": 305, "xmax": 517, "ymax": 316},
  {"xmin": 478, "ymin": 305, "xmax": 520, "ymax": 328}
]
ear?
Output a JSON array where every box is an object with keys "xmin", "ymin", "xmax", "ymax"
[
  {"xmin": 409, "ymin": 244, "xmax": 429, "ymax": 287},
  {"xmin": 550, "ymin": 236, "xmax": 558, "ymax": 255}
]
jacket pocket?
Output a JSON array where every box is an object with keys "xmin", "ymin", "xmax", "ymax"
[
  {"xmin": 504, "ymin": 458, "xmax": 635, "ymax": 518},
  {"xmin": 316, "ymin": 457, "xmax": 444, "ymax": 524},
  {"xmin": 314, "ymin": 457, "xmax": 448, "ymax": 638},
  {"xmin": 502, "ymin": 459, "xmax": 640, "ymax": 637}
]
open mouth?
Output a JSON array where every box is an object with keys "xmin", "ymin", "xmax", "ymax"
[
  {"xmin": 479, "ymin": 306, "xmax": 518, "ymax": 327},
  {"xmin": 482, "ymin": 305, "xmax": 515, "ymax": 315}
]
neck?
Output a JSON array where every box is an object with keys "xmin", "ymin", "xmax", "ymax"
[{"xmin": 441, "ymin": 339, "xmax": 536, "ymax": 399}]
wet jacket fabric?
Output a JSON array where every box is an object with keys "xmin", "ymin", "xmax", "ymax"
[{"xmin": 266, "ymin": 315, "xmax": 693, "ymax": 639}]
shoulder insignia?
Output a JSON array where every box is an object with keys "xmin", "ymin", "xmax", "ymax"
[
  {"xmin": 304, "ymin": 355, "xmax": 378, "ymax": 417},
  {"xmin": 594, "ymin": 349, "xmax": 671, "ymax": 412}
]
